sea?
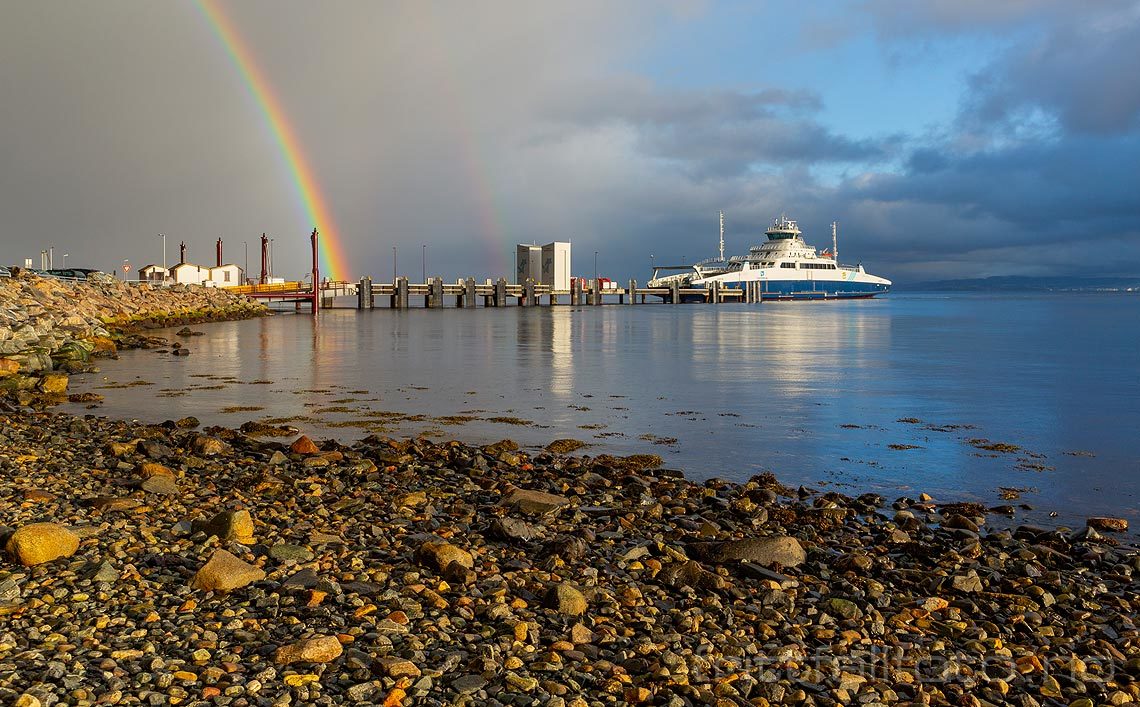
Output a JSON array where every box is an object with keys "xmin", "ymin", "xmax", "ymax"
[{"xmin": 66, "ymin": 293, "xmax": 1140, "ymax": 529}]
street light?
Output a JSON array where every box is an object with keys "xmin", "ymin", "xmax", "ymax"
[
  {"xmin": 159, "ymin": 234, "xmax": 166, "ymax": 276},
  {"xmin": 392, "ymin": 246, "xmax": 397, "ymax": 283},
  {"xmin": 62, "ymin": 253, "xmax": 69, "ymax": 268},
  {"xmin": 269, "ymin": 238, "xmax": 275, "ymax": 278},
  {"xmin": 422, "ymin": 244, "xmax": 426, "ymax": 282},
  {"xmin": 594, "ymin": 250, "xmax": 598, "ymax": 283},
  {"xmin": 243, "ymin": 241, "xmax": 248, "ymax": 282}
]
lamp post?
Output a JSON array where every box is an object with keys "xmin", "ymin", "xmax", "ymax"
[
  {"xmin": 62, "ymin": 253, "xmax": 69, "ymax": 268},
  {"xmin": 159, "ymin": 234, "xmax": 166, "ymax": 281},
  {"xmin": 392, "ymin": 246, "xmax": 397, "ymax": 283},
  {"xmin": 269, "ymin": 238, "xmax": 274, "ymax": 278},
  {"xmin": 243, "ymin": 241, "xmax": 248, "ymax": 282},
  {"xmin": 593, "ymin": 250, "xmax": 598, "ymax": 283},
  {"xmin": 422, "ymin": 244, "xmax": 426, "ymax": 282},
  {"xmin": 49, "ymin": 246, "xmax": 54, "ymax": 270}
]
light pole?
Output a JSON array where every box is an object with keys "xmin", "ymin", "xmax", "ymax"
[
  {"xmin": 422, "ymin": 244, "xmax": 426, "ymax": 282},
  {"xmin": 392, "ymin": 246, "xmax": 397, "ymax": 283},
  {"xmin": 160, "ymin": 234, "xmax": 166, "ymax": 278},
  {"xmin": 49, "ymin": 246, "xmax": 54, "ymax": 270},
  {"xmin": 594, "ymin": 250, "xmax": 598, "ymax": 283},
  {"xmin": 63, "ymin": 253, "xmax": 69, "ymax": 268},
  {"xmin": 243, "ymin": 241, "xmax": 248, "ymax": 282},
  {"xmin": 269, "ymin": 239, "xmax": 274, "ymax": 278},
  {"xmin": 650, "ymin": 253, "xmax": 654, "ymax": 274}
]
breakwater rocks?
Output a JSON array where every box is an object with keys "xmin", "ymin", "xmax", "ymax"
[
  {"xmin": 0, "ymin": 272, "xmax": 265, "ymax": 405},
  {"xmin": 1, "ymin": 412, "xmax": 1138, "ymax": 706}
]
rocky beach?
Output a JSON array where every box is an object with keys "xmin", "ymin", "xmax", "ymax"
[
  {"xmin": 0, "ymin": 271, "xmax": 265, "ymax": 408},
  {"xmin": 1, "ymin": 275, "xmax": 1138, "ymax": 706},
  {"xmin": 0, "ymin": 409, "xmax": 1137, "ymax": 706}
]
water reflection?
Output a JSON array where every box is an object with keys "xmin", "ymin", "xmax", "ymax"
[{"xmin": 66, "ymin": 295, "xmax": 1140, "ymax": 524}]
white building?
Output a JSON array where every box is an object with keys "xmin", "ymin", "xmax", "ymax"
[
  {"xmin": 541, "ymin": 242, "xmax": 571, "ymax": 291},
  {"xmin": 515, "ymin": 245, "xmax": 542, "ymax": 284},
  {"xmin": 170, "ymin": 262, "xmax": 210, "ymax": 285},
  {"xmin": 208, "ymin": 263, "xmax": 243, "ymax": 287},
  {"xmin": 137, "ymin": 265, "xmax": 168, "ymax": 283}
]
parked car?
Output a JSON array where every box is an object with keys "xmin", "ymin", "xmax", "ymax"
[{"xmin": 45, "ymin": 268, "xmax": 103, "ymax": 279}]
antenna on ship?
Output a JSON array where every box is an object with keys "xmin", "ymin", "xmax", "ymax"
[
  {"xmin": 832, "ymin": 221, "xmax": 838, "ymax": 262},
  {"xmin": 719, "ymin": 210, "xmax": 725, "ymax": 262}
]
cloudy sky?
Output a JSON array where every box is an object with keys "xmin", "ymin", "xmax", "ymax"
[{"xmin": 2, "ymin": 1, "xmax": 1139, "ymax": 283}]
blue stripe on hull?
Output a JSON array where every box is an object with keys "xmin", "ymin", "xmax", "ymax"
[{"xmin": 722, "ymin": 279, "xmax": 889, "ymax": 300}]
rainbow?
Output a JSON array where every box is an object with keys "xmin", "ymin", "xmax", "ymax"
[{"xmin": 196, "ymin": 0, "xmax": 351, "ymax": 280}]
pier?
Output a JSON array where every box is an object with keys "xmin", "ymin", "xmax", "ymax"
[
  {"xmin": 315, "ymin": 277, "xmax": 759, "ymax": 309},
  {"xmin": 221, "ymin": 229, "xmax": 765, "ymax": 310}
]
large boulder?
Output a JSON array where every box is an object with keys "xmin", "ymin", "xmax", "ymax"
[
  {"xmin": 545, "ymin": 582, "xmax": 588, "ymax": 616},
  {"xmin": 191, "ymin": 549, "xmax": 265, "ymax": 592},
  {"xmin": 195, "ymin": 509, "xmax": 255, "ymax": 544},
  {"xmin": 417, "ymin": 542, "xmax": 474, "ymax": 572},
  {"xmin": 502, "ymin": 487, "xmax": 570, "ymax": 515},
  {"xmin": 693, "ymin": 536, "xmax": 806, "ymax": 568},
  {"xmin": 37, "ymin": 373, "xmax": 68, "ymax": 395},
  {"xmin": 274, "ymin": 635, "xmax": 343, "ymax": 665},
  {"xmin": 6, "ymin": 523, "xmax": 81, "ymax": 566}
]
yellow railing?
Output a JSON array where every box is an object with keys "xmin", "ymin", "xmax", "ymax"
[{"xmin": 225, "ymin": 281, "xmax": 308, "ymax": 294}]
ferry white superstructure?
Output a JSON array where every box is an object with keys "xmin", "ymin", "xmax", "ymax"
[{"xmin": 692, "ymin": 215, "xmax": 890, "ymax": 299}]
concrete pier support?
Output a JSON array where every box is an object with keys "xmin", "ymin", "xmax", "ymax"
[
  {"xmin": 494, "ymin": 278, "xmax": 507, "ymax": 307},
  {"xmin": 669, "ymin": 281, "xmax": 680, "ymax": 304},
  {"xmin": 394, "ymin": 277, "xmax": 409, "ymax": 309},
  {"xmin": 627, "ymin": 280, "xmax": 637, "ymax": 304},
  {"xmin": 522, "ymin": 279, "xmax": 535, "ymax": 307},
  {"xmin": 427, "ymin": 277, "xmax": 443, "ymax": 308},
  {"xmin": 358, "ymin": 277, "xmax": 373, "ymax": 310},
  {"xmin": 571, "ymin": 279, "xmax": 582, "ymax": 306},
  {"xmin": 464, "ymin": 278, "xmax": 477, "ymax": 308}
]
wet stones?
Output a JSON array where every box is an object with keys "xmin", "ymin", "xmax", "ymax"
[
  {"xmin": 1087, "ymin": 516, "xmax": 1128, "ymax": 532},
  {"xmin": 189, "ymin": 435, "xmax": 228, "ymax": 456},
  {"xmin": 6, "ymin": 522, "xmax": 80, "ymax": 566},
  {"xmin": 274, "ymin": 635, "xmax": 343, "ymax": 665},
  {"xmin": 194, "ymin": 509, "xmax": 255, "ymax": 544},
  {"xmin": 36, "ymin": 373, "xmax": 68, "ymax": 395},
  {"xmin": 489, "ymin": 517, "xmax": 544, "ymax": 542},
  {"xmin": 545, "ymin": 582, "xmax": 588, "ymax": 616},
  {"xmin": 416, "ymin": 541, "xmax": 474, "ymax": 573},
  {"xmin": 191, "ymin": 549, "xmax": 265, "ymax": 591},
  {"xmin": 691, "ymin": 535, "xmax": 806, "ymax": 568},
  {"xmin": 289, "ymin": 435, "xmax": 320, "ymax": 455},
  {"xmin": 502, "ymin": 486, "xmax": 570, "ymax": 515}
]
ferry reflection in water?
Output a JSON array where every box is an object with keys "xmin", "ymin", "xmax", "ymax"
[{"xmin": 65, "ymin": 295, "xmax": 1140, "ymax": 526}]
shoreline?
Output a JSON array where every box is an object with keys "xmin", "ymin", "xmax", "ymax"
[{"xmin": 1, "ymin": 407, "xmax": 1137, "ymax": 705}]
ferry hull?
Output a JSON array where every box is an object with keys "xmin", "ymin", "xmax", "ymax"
[{"xmin": 720, "ymin": 278, "xmax": 890, "ymax": 300}]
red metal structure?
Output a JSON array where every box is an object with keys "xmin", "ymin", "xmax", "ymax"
[
  {"xmin": 229, "ymin": 229, "xmax": 319, "ymax": 313},
  {"xmin": 216, "ymin": 238, "xmax": 223, "ymax": 267}
]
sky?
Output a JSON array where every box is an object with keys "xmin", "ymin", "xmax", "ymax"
[{"xmin": 2, "ymin": 0, "xmax": 1139, "ymax": 283}]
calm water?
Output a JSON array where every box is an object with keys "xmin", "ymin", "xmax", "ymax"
[{"xmin": 68, "ymin": 294, "xmax": 1140, "ymax": 527}]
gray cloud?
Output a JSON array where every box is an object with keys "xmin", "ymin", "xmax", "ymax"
[{"xmin": 1, "ymin": 1, "xmax": 1138, "ymax": 284}]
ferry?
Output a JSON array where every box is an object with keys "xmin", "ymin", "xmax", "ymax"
[{"xmin": 692, "ymin": 215, "xmax": 890, "ymax": 300}]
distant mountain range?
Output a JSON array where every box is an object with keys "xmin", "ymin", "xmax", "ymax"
[{"xmin": 898, "ymin": 276, "xmax": 1140, "ymax": 292}]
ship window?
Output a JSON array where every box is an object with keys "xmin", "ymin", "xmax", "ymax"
[{"xmin": 780, "ymin": 262, "xmax": 796, "ymax": 269}]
